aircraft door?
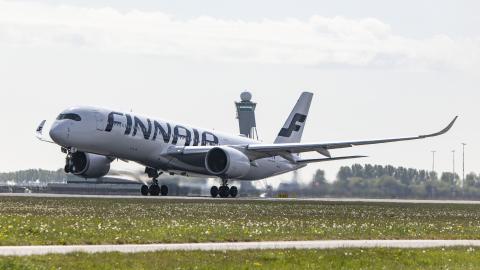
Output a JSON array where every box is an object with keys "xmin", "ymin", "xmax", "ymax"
[{"xmin": 95, "ymin": 112, "xmax": 105, "ymax": 131}]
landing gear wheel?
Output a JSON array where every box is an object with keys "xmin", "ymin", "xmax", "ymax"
[
  {"xmin": 64, "ymin": 164, "xmax": 70, "ymax": 174},
  {"xmin": 210, "ymin": 186, "xmax": 219, "ymax": 198},
  {"xmin": 141, "ymin": 185, "xmax": 149, "ymax": 196},
  {"xmin": 149, "ymin": 184, "xmax": 160, "ymax": 196},
  {"xmin": 160, "ymin": 185, "xmax": 168, "ymax": 196},
  {"xmin": 219, "ymin": 186, "xmax": 230, "ymax": 198},
  {"xmin": 229, "ymin": 186, "xmax": 238, "ymax": 198}
]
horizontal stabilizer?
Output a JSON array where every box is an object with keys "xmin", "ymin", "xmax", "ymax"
[{"xmin": 295, "ymin": 155, "xmax": 367, "ymax": 164}]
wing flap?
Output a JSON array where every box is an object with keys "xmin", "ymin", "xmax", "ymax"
[{"xmin": 296, "ymin": 155, "xmax": 367, "ymax": 164}]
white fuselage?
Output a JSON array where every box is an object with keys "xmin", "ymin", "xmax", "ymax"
[{"xmin": 49, "ymin": 107, "xmax": 302, "ymax": 181}]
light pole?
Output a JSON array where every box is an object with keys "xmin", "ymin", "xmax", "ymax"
[
  {"xmin": 452, "ymin": 150, "xmax": 456, "ymax": 183},
  {"xmin": 431, "ymin": 150, "xmax": 436, "ymax": 172},
  {"xmin": 462, "ymin": 143, "xmax": 466, "ymax": 189},
  {"xmin": 452, "ymin": 150, "xmax": 456, "ymax": 197},
  {"xmin": 430, "ymin": 150, "xmax": 437, "ymax": 199}
]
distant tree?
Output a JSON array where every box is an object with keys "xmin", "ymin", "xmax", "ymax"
[
  {"xmin": 465, "ymin": 173, "xmax": 478, "ymax": 188},
  {"xmin": 395, "ymin": 167, "xmax": 411, "ymax": 185},
  {"xmin": 373, "ymin": 165, "xmax": 385, "ymax": 178},
  {"xmin": 428, "ymin": 171, "xmax": 439, "ymax": 182},
  {"xmin": 364, "ymin": 164, "xmax": 375, "ymax": 178},
  {"xmin": 351, "ymin": 164, "xmax": 364, "ymax": 178},
  {"xmin": 384, "ymin": 165, "xmax": 396, "ymax": 177},
  {"xmin": 347, "ymin": 177, "xmax": 370, "ymax": 196},
  {"xmin": 337, "ymin": 166, "xmax": 353, "ymax": 182},
  {"xmin": 407, "ymin": 168, "xmax": 419, "ymax": 183},
  {"xmin": 312, "ymin": 169, "xmax": 327, "ymax": 188},
  {"xmin": 377, "ymin": 176, "xmax": 408, "ymax": 198},
  {"xmin": 441, "ymin": 172, "xmax": 459, "ymax": 185},
  {"xmin": 417, "ymin": 170, "xmax": 428, "ymax": 184}
]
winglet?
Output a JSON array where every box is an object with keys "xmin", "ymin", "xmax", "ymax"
[{"xmin": 420, "ymin": 116, "xmax": 458, "ymax": 138}]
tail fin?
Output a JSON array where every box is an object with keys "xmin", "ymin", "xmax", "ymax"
[{"xmin": 274, "ymin": 92, "xmax": 313, "ymax": 144}]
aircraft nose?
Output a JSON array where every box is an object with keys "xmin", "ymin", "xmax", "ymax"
[{"xmin": 49, "ymin": 123, "xmax": 66, "ymax": 144}]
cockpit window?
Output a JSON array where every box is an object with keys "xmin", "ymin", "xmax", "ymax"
[{"xmin": 56, "ymin": 113, "xmax": 82, "ymax": 121}]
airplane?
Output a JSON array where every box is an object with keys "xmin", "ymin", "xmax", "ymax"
[{"xmin": 36, "ymin": 92, "xmax": 458, "ymax": 198}]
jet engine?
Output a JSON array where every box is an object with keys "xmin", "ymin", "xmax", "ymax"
[
  {"xmin": 66, "ymin": 152, "xmax": 112, "ymax": 178},
  {"xmin": 205, "ymin": 147, "xmax": 251, "ymax": 178}
]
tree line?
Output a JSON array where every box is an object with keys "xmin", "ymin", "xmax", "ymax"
[
  {"xmin": 0, "ymin": 169, "xmax": 77, "ymax": 184},
  {"xmin": 309, "ymin": 164, "xmax": 480, "ymax": 199},
  {"xmin": 3, "ymin": 165, "xmax": 480, "ymax": 199}
]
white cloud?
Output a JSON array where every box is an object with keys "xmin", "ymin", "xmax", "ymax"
[{"xmin": 0, "ymin": 0, "xmax": 479, "ymax": 70}]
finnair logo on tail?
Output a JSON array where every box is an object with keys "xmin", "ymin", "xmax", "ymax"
[
  {"xmin": 36, "ymin": 120, "xmax": 46, "ymax": 134},
  {"xmin": 278, "ymin": 113, "xmax": 307, "ymax": 137}
]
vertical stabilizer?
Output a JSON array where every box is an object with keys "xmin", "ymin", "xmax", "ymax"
[{"xmin": 274, "ymin": 92, "xmax": 313, "ymax": 144}]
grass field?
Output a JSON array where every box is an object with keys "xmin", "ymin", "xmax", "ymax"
[
  {"xmin": 1, "ymin": 248, "xmax": 480, "ymax": 269},
  {"xmin": 0, "ymin": 196, "xmax": 480, "ymax": 245}
]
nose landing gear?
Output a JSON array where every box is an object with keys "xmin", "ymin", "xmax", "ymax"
[
  {"xmin": 210, "ymin": 178, "xmax": 238, "ymax": 198},
  {"xmin": 141, "ymin": 167, "xmax": 168, "ymax": 196},
  {"xmin": 63, "ymin": 148, "xmax": 77, "ymax": 174}
]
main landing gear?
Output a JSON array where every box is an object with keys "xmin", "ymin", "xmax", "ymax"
[
  {"xmin": 210, "ymin": 178, "xmax": 238, "ymax": 198},
  {"xmin": 141, "ymin": 167, "xmax": 168, "ymax": 196}
]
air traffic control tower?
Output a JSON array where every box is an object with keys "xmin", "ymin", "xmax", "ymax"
[{"xmin": 235, "ymin": 91, "xmax": 259, "ymax": 140}]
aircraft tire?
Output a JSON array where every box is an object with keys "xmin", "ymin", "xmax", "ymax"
[
  {"xmin": 229, "ymin": 186, "xmax": 238, "ymax": 198},
  {"xmin": 64, "ymin": 164, "xmax": 70, "ymax": 174},
  {"xmin": 210, "ymin": 186, "xmax": 219, "ymax": 198},
  {"xmin": 149, "ymin": 184, "xmax": 160, "ymax": 196},
  {"xmin": 219, "ymin": 186, "xmax": 230, "ymax": 198},
  {"xmin": 160, "ymin": 185, "xmax": 168, "ymax": 196},
  {"xmin": 140, "ymin": 185, "xmax": 149, "ymax": 196}
]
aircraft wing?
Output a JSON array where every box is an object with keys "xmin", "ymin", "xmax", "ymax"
[
  {"xmin": 169, "ymin": 116, "xmax": 457, "ymax": 163},
  {"xmin": 245, "ymin": 116, "xmax": 457, "ymax": 158}
]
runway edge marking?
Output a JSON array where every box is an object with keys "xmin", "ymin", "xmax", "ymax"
[
  {"xmin": 1, "ymin": 240, "xmax": 480, "ymax": 256},
  {"xmin": 2, "ymin": 193, "xmax": 480, "ymax": 205}
]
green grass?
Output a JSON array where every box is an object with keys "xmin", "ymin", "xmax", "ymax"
[
  {"xmin": 1, "ymin": 248, "xmax": 480, "ymax": 269},
  {"xmin": 0, "ymin": 197, "xmax": 480, "ymax": 245}
]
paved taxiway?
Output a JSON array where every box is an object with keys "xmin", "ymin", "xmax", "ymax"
[
  {"xmin": 2, "ymin": 193, "xmax": 480, "ymax": 205},
  {"xmin": 1, "ymin": 240, "xmax": 480, "ymax": 256}
]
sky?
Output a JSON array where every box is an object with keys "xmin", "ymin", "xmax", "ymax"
[{"xmin": 0, "ymin": 0, "xmax": 479, "ymax": 184}]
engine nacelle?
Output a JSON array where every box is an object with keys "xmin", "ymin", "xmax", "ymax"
[
  {"xmin": 69, "ymin": 152, "xmax": 111, "ymax": 178},
  {"xmin": 205, "ymin": 147, "xmax": 251, "ymax": 179}
]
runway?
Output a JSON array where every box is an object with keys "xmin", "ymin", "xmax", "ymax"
[
  {"xmin": 1, "ymin": 193, "xmax": 480, "ymax": 205},
  {"xmin": 1, "ymin": 240, "xmax": 480, "ymax": 256}
]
